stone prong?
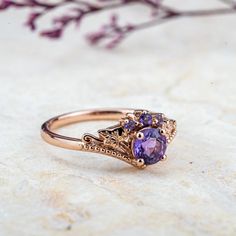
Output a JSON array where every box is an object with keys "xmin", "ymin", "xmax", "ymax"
[
  {"xmin": 136, "ymin": 131, "xmax": 144, "ymax": 140},
  {"xmin": 136, "ymin": 158, "xmax": 146, "ymax": 168},
  {"xmin": 161, "ymin": 155, "xmax": 167, "ymax": 161},
  {"xmin": 124, "ymin": 119, "xmax": 129, "ymax": 124},
  {"xmin": 159, "ymin": 128, "xmax": 166, "ymax": 135}
]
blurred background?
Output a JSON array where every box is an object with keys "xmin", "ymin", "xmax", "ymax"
[{"xmin": 0, "ymin": 0, "xmax": 236, "ymax": 236}]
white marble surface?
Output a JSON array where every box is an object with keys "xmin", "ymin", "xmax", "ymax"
[{"xmin": 0, "ymin": 1, "xmax": 236, "ymax": 235}]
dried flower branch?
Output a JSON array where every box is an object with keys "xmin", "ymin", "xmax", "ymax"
[{"xmin": 0, "ymin": 0, "xmax": 236, "ymax": 48}]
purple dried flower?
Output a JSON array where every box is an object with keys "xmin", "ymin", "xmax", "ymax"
[
  {"xmin": 86, "ymin": 31, "xmax": 106, "ymax": 45},
  {"xmin": 0, "ymin": 0, "xmax": 236, "ymax": 48},
  {"xmin": 54, "ymin": 15, "xmax": 73, "ymax": 26},
  {"xmin": 110, "ymin": 14, "xmax": 118, "ymax": 26},
  {"xmin": 106, "ymin": 34, "xmax": 124, "ymax": 49},
  {"xmin": 87, "ymin": 14, "xmax": 135, "ymax": 48},
  {"xmin": 0, "ymin": 0, "xmax": 12, "ymax": 10},
  {"xmin": 25, "ymin": 12, "xmax": 41, "ymax": 31},
  {"xmin": 40, "ymin": 28, "xmax": 62, "ymax": 39}
]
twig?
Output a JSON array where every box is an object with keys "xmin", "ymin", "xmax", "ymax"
[{"xmin": 0, "ymin": 0, "xmax": 235, "ymax": 48}]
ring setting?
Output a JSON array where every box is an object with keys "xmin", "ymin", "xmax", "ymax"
[{"xmin": 41, "ymin": 109, "xmax": 176, "ymax": 169}]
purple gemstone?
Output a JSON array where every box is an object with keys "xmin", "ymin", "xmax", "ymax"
[
  {"xmin": 156, "ymin": 113, "xmax": 164, "ymax": 125},
  {"xmin": 132, "ymin": 128, "xmax": 167, "ymax": 165},
  {"xmin": 139, "ymin": 113, "xmax": 152, "ymax": 126},
  {"xmin": 124, "ymin": 120, "xmax": 136, "ymax": 131}
]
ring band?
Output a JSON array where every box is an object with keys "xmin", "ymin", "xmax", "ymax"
[{"xmin": 41, "ymin": 109, "xmax": 177, "ymax": 169}]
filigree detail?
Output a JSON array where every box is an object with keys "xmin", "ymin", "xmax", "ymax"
[
  {"xmin": 161, "ymin": 119, "xmax": 177, "ymax": 143},
  {"xmin": 98, "ymin": 125, "xmax": 131, "ymax": 154},
  {"xmin": 81, "ymin": 109, "xmax": 176, "ymax": 168},
  {"xmin": 82, "ymin": 124, "xmax": 131, "ymax": 155}
]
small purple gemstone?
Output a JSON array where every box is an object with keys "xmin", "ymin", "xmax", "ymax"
[
  {"xmin": 139, "ymin": 113, "xmax": 152, "ymax": 126},
  {"xmin": 124, "ymin": 120, "xmax": 136, "ymax": 131},
  {"xmin": 156, "ymin": 113, "xmax": 164, "ymax": 125},
  {"xmin": 132, "ymin": 128, "xmax": 167, "ymax": 165}
]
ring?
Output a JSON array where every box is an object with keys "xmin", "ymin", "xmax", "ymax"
[{"xmin": 41, "ymin": 109, "xmax": 177, "ymax": 169}]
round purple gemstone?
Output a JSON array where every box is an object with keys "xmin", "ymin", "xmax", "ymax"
[
  {"xmin": 156, "ymin": 113, "xmax": 164, "ymax": 125},
  {"xmin": 132, "ymin": 128, "xmax": 167, "ymax": 165},
  {"xmin": 139, "ymin": 113, "xmax": 152, "ymax": 126},
  {"xmin": 124, "ymin": 120, "xmax": 136, "ymax": 131}
]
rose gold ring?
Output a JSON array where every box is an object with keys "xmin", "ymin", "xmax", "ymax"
[{"xmin": 41, "ymin": 109, "xmax": 177, "ymax": 169}]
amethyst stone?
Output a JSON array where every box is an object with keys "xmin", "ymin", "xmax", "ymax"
[
  {"xmin": 156, "ymin": 113, "xmax": 164, "ymax": 125},
  {"xmin": 124, "ymin": 120, "xmax": 136, "ymax": 131},
  {"xmin": 139, "ymin": 113, "xmax": 152, "ymax": 126},
  {"xmin": 132, "ymin": 128, "xmax": 167, "ymax": 165}
]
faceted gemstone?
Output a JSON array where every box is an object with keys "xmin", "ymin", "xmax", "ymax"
[
  {"xmin": 139, "ymin": 113, "xmax": 152, "ymax": 126},
  {"xmin": 132, "ymin": 128, "xmax": 167, "ymax": 165},
  {"xmin": 124, "ymin": 120, "xmax": 136, "ymax": 131},
  {"xmin": 156, "ymin": 113, "xmax": 164, "ymax": 125}
]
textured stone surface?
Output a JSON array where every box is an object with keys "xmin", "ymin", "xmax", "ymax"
[{"xmin": 0, "ymin": 1, "xmax": 236, "ymax": 236}]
